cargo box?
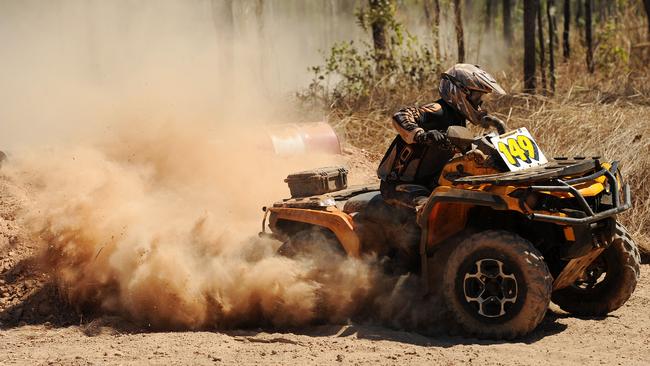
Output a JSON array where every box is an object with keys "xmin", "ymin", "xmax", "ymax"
[{"xmin": 285, "ymin": 166, "xmax": 348, "ymax": 198}]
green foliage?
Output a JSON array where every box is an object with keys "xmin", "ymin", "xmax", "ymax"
[
  {"xmin": 300, "ymin": 1, "xmax": 439, "ymax": 110},
  {"xmin": 595, "ymin": 20, "xmax": 629, "ymax": 72},
  {"xmin": 355, "ymin": 0, "xmax": 401, "ymax": 37}
]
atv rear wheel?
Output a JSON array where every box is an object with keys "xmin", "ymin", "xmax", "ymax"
[
  {"xmin": 441, "ymin": 230, "xmax": 552, "ymax": 339},
  {"xmin": 552, "ymin": 222, "xmax": 640, "ymax": 316},
  {"xmin": 277, "ymin": 228, "xmax": 345, "ymax": 259}
]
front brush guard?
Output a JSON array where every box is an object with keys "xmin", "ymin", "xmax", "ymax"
[{"xmin": 527, "ymin": 161, "xmax": 631, "ymax": 225}]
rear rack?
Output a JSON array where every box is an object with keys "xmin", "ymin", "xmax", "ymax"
[{"xmin": 527, "ymin": 161, "xmax": 632, "ymax": 225}]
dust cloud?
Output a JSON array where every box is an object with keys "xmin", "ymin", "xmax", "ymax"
[
  {"xmin": 6, "ymin": 125, "xmax": 440, "ymax": 330},
  {"xmin": 5, "ymin": 120, "xmax": 384, "ymax": 329},
  {"xmin": 0, "ymin": 1, "xmax": 440, "ymax": 331}
]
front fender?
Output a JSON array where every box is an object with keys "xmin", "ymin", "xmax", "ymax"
[{"xmin": 417, "ymin": 187, "xmax": 509, "ymax": 248}]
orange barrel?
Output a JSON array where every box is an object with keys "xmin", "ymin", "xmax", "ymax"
[{"xmin": 265, "ymin": 122, "xmax": 341, "ymax": 156}]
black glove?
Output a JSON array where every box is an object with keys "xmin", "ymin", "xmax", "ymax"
[{"xmin": 415, "ymin": 130, "xmax": 447, "ymax": 144}]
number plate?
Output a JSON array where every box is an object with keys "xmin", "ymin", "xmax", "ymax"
[{"xmin": 492, "ymin": 128, "xmax": 548, "ymax": 171}]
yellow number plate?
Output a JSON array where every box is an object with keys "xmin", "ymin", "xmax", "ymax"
[{"xmin": 492, "ymin": 128, "xmax": 548, "ymax": 171}]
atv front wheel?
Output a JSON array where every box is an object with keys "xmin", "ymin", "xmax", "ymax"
[
  {"xmin": 441, "ymin": 230, "xmax": 552, "ymax": 339},
  {"xmin": 552, "ymin": 223, "xmax": 640, "ymax": 316}
]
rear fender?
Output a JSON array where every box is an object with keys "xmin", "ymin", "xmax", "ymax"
[{"xmin": 268, "ymin": 207, "xmax": 361, "ymax": 257}]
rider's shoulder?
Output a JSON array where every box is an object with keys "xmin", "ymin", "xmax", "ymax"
[{"xmin": 419, "ymin": 102, "xmax": 443, "ymax": 115}]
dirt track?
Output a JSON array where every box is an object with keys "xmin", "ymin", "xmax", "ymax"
[
  {"xmin": 0, "ymin": 176, "xmax": 649, "ymax": 365},
  {"xmin": 0, "ymin": 268, "xmax": 648, "ymax": 366}
]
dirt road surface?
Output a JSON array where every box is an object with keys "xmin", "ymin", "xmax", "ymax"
[
  {"xmin": 0, "ymin": 175, "xmax": 648, "ymax": 366},
  {"xmin": 0, "ymin": 274, "xmax": 648, "ymax": 366}
]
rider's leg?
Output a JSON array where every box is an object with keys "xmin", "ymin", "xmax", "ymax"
[{"xmin": 379, "ymin": 181, "xmax": 430, "ymax": 272}]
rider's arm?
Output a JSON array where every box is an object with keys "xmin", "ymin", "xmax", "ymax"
[{"xmin": 392, "ymin": 103, "xmax": 444, "ymax": 144}]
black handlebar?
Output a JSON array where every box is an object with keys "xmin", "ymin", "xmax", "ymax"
[{"xmin": 481, "ymin": 115, "xmax": 507, "ymax": 134}]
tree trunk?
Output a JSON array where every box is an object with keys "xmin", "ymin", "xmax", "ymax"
[
  {"xmin": 486, "ymin": 0, "xmax": 495, "ymax": 33},
  {"xmin": 369, "ymin": 0, "xmax": 390, "ymax": 75},
  {"xmin": 585, "ymin": 0, "xmax": 594, "ymax": 73},
  {"xmin": 424, "ymin": 0, "xmax": 442, "ymax": 67},
  {"xmin": 597, "ymin": 0, "xmax": 606, "ymax": 22},
  {"xmin": 465, "ymin": 0, "xmax": 474, "ymax": 21},
  {"xmin": 548, "ymin": 0, "xmax": 556, "ymax": 93},
  {"xmin": 503, "ymin": 0, "xmax": 513, "ymax": 46},
  {"xmin": 537, "ymin": 0, "xmax": 547, "ymax": 91},
  {"xmin": 551, "ymin": 1, "xmax": 559, "ymax": 50},
  {"xmin": 644, "ymin": 0, "xmax": 650, "ymax": 40},
  {"xmin": 434, "ymin": 0, "xmax": 441, "ymax": 61},
  {"xmin": 424, "ymin": 0, "xmax": 432, "ymax": 24},
  {"xmin": 255, "ymin": 0, "xmax": 265, "ymax": 80},
  {"xmin": 524, "ymin": 0, "xmax": 537, "ymax": 92},
  {"xmin": 454, "ymin": 0, "xmax": 465, "ymax": 62},
  {"xmin": 562, "ymin": 0, "xmax": 570, "ymax": 60}
]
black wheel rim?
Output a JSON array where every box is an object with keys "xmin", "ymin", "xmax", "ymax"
[{"xmin": 462, "ymin": 258, "xmax": 519, "ymax": 318}]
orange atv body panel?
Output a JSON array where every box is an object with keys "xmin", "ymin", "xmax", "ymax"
[{"xmin": 267, "ymin": 207, "xmax": 361, "ymax": 257}]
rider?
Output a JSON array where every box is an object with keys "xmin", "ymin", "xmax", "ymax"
[{"xmin": 377, "ymin": 63, "xmax": 506, "ymax": 211}]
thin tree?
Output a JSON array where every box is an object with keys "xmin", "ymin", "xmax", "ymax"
[
  {"xmin": 585, "ymin": 0, "xmax": 594, "ymax": 73},
  {"xmin": 424, "ymin": 0, "xmax": 442, "ymax": 67},
  {"xmin": 424, "ymin": 1, "xmax": 432, "ymax": 29},
  {"xmin": 550, "ymin": 1, "xmax": 559, "ymax": 50},
  {"xmin": 503, "ymin": 0, "xmax": 513, "ymax": 46},
  {"xmin": 255, "ymin": 0, "xmax": 265, "ymax": 81},
  {"xmin": 575, "ymin": 0, "xmax": 583, "ymax": 27},
  {"xmin": 433, "ymin": 0, "xmax": 441, "ymax": 61},
  {"xmin": 465, "ymin": 0, "xmax": 474, "ymax": 21},
  {"xmin": 485, "ymin": 0, "xmax": 495, "ymax": 33},
  {"xmin": 524, "ymin": 0, "xmax": 537, "ymax": 92},
  {"xmin": 547, "ymin": 0, "xmax": 557, "ymax": 93},
  {"xmin": 562, "ymin": 0, "xmax": 570, "ymax": 60},
  {"xmin": 454, "ymin": 0, "xmax": 466, "ymax": 62},
  {"xmin": 597, "ymin": 0, "xmax": 606, "ymax": 22},
  {"xmin": 423, "ymin": 1, "xmax": 433, "ymax": 45},
  {"xmin": 368, "ymin": 0, "xmax": 392, "ymax": 75},
  {"xmin": 537, "ymin": 0, "xmax": 547, "ymax": 91},
  {"xmin": 643, "ymin": 0, "xmax": 650, "ymax": 41}
]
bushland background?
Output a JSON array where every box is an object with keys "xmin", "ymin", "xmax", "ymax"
[{"xmin": 294, "ymin": 0, "xmax": 650, "ymax": 258}]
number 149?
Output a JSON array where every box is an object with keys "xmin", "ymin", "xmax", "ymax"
[{"xmin": 497, "ymin": 135, "xmax": 540, "ymax": 167}]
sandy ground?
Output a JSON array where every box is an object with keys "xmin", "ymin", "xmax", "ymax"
[
  {"xmin": 0, "ymin": 274, "xmax": 648, "ymax": 366},
  {"xmin": 0, "ymin": 173, "xmax": 649, "ymax": 366}
]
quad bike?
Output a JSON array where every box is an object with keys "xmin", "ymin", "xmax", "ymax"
[{"xmin": 259, "ymin": 121, "xmax": 640, "ymax": 340}]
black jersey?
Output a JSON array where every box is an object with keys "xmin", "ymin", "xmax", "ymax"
[{"xmin": 377, "ymin": 99, "xmax": 466, "ymax": 188}]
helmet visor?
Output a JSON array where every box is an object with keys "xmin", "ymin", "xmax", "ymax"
[{"xmin": 474, "ymin": 70, "xmax": 506, "ymax": 95}]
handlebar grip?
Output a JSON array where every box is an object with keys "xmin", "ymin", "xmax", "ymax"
[{"xmin": 481, "ymin": 115, "xmax": 507, "ymax": 134}]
